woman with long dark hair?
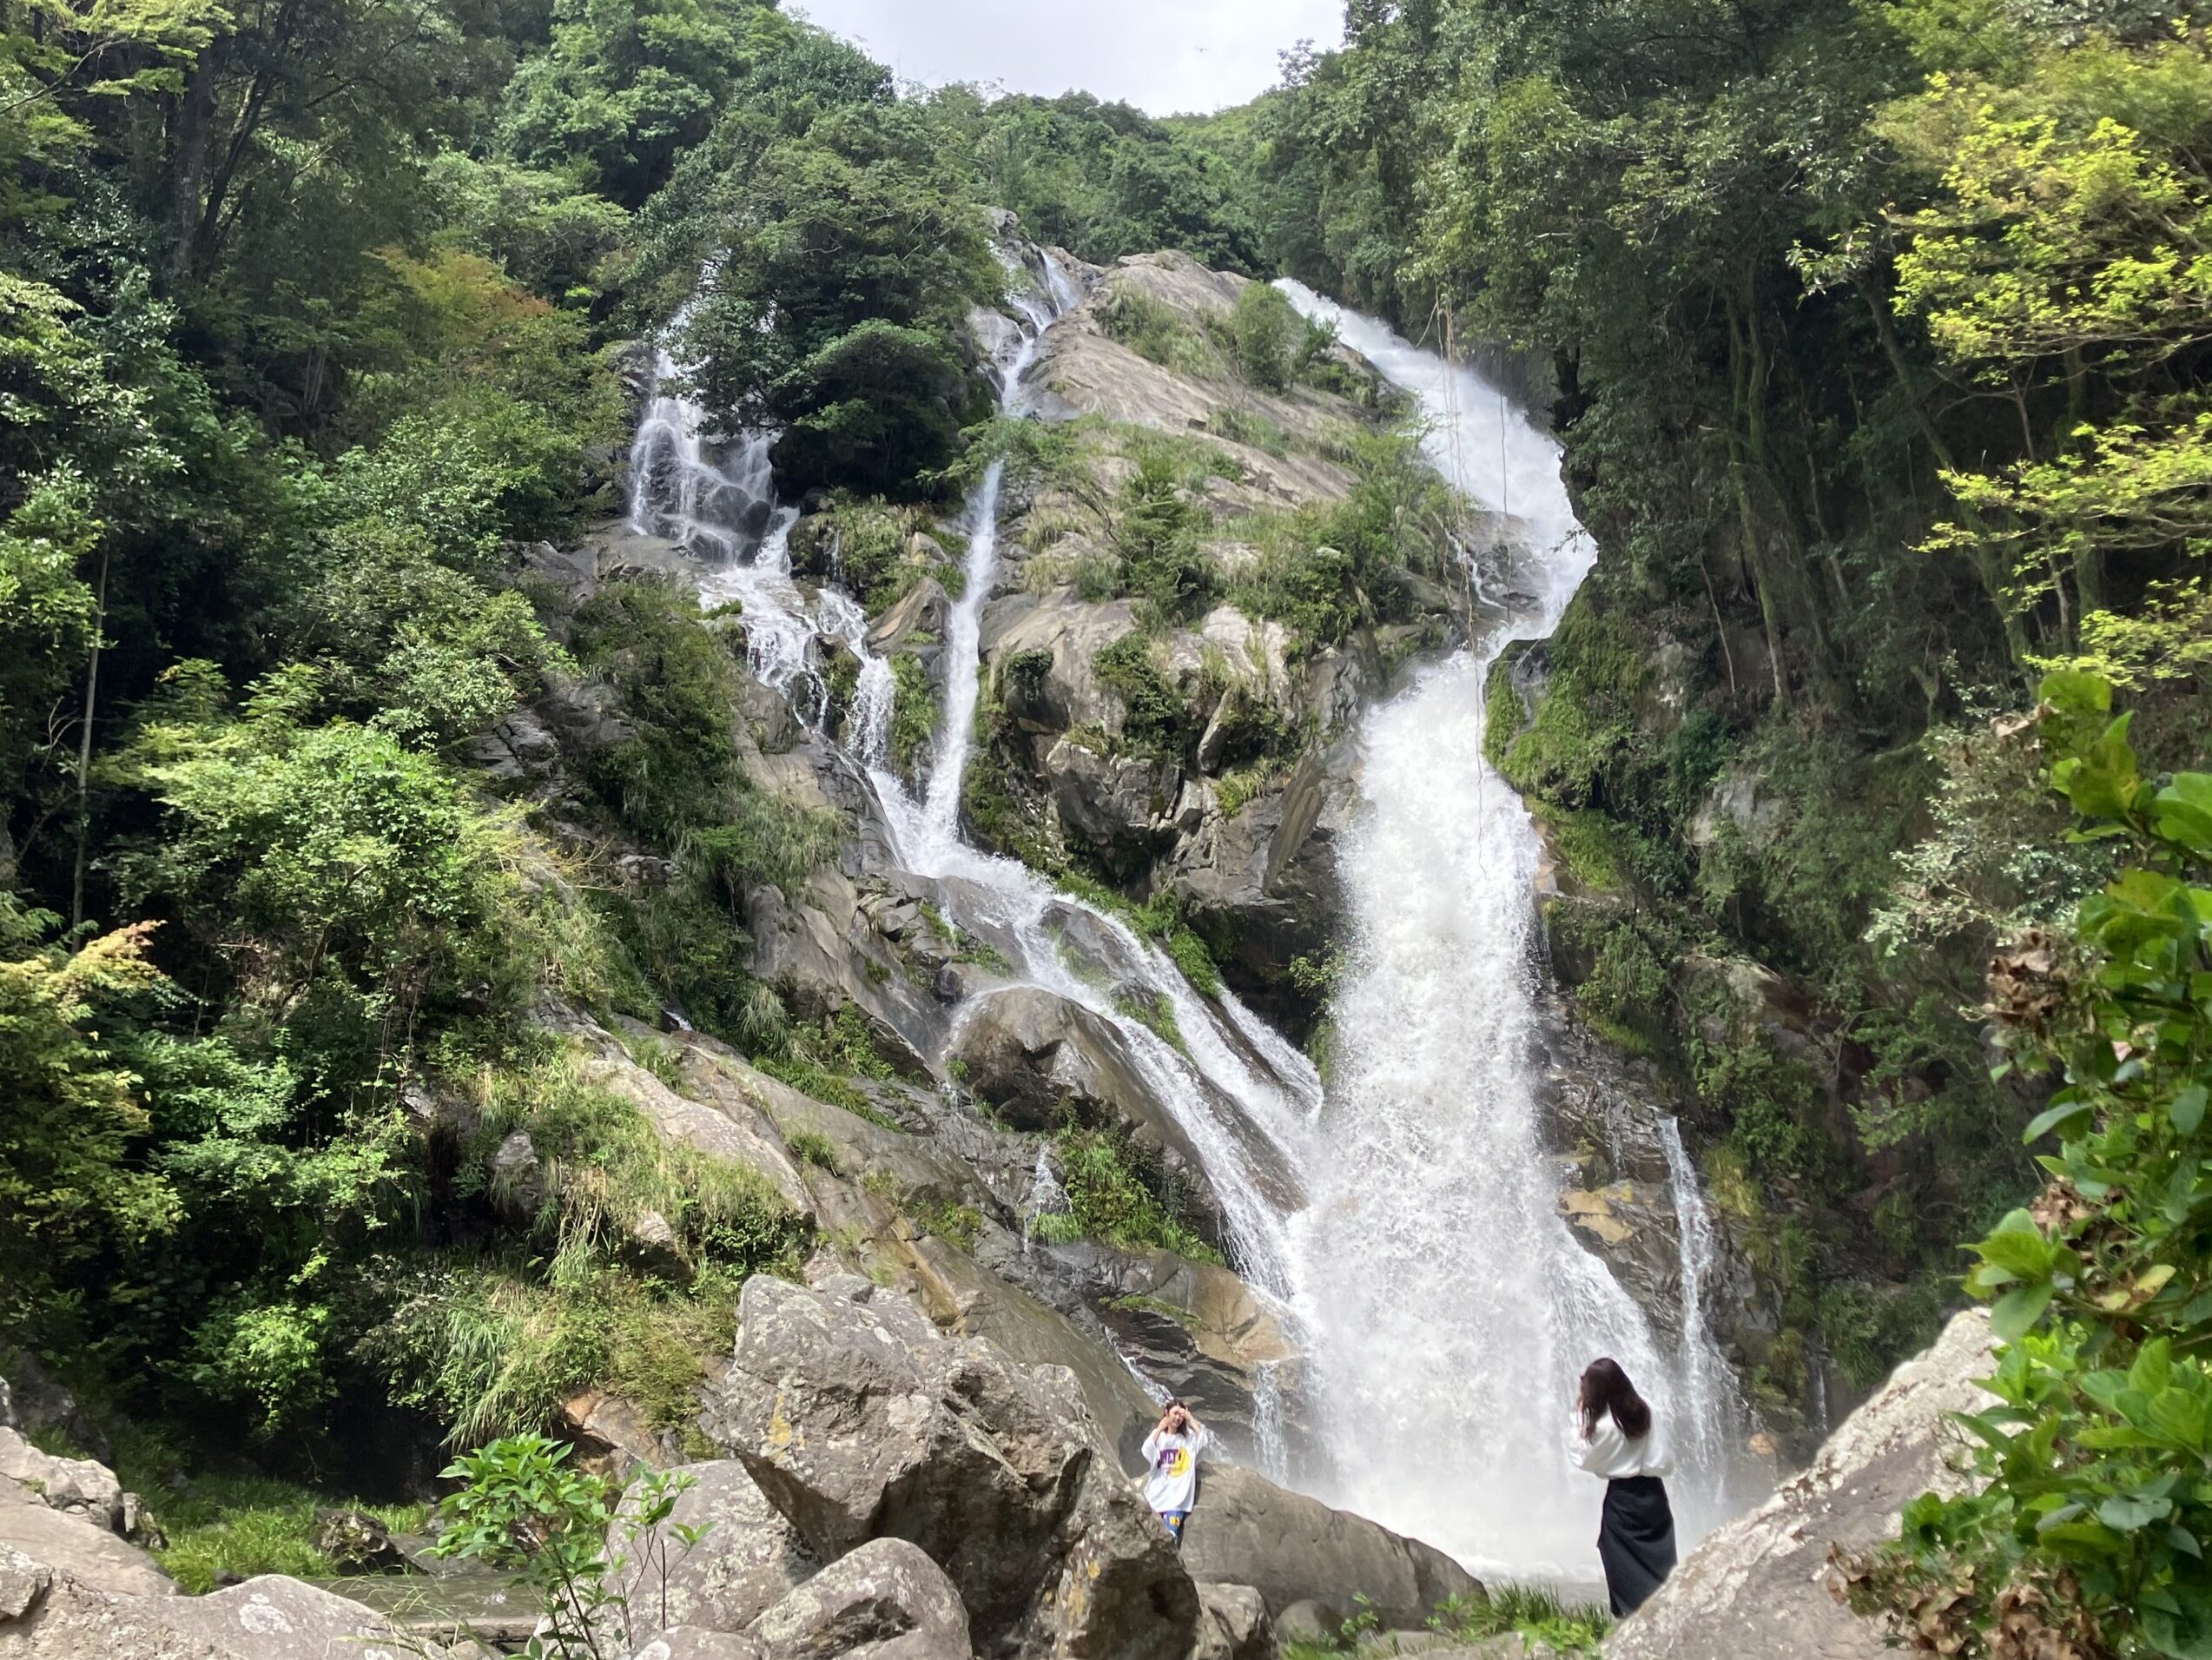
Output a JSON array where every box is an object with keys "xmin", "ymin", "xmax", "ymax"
[{"xmin": 1574, "ymin": 1357, "xmax": 1677, "ymax": 1617}]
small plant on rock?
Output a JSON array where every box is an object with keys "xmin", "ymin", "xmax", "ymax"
[{"xmin": 431, "ymin": 1433, "xmax": 711, "ymax": 1659}]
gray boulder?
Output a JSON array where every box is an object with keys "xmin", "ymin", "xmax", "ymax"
[
  {"xmin": 1192, "ymin": 1584, "xmax": 1272, "ymax": 1660},
  {"xmin": 1179, "ymin": 1465, "xmax": 1481, "ymax": 1630},
  {"xmin": 624, "ymin": 1538, "xmax": 968, "ymax": 1660},
  {"xmin": 1604, "ymin": 1309, "xmax": 1994, "ymax": 1660},
  {"xmin": 698, "ymin": 1274, "xmax": 1197, "ymax": 1660},
  {"xmin": 749, "ymin": 1538, "xmax": 968, "ymax": 1660},
  {"xmin": 1045, "ymin": 739, "xmax": 1182, "ymax": 854},
  {"xmin": 0, "ymin": 1562, "xmax": 447, "ymax": 1659},
  {"xmin": 0, "ymin": 1483, "xmax": 172, "ymax": 1600},
  {"xmin": 608, "ymin": 1461, "xmax": 815, "ymax": 1640},
  {"xmin": 0, "ymin": 1434, "xmax": 123, "ymax": 1534},
  {"xmin": 631, "ymin": 1630, "xmax": 763, "ymax": 1660}
]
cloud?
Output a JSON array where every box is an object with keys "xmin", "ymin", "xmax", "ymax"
[{"xmin": 792, "ymin": 0, "xmax": 1341, "ymax": 116}]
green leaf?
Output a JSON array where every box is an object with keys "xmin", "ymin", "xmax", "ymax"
[
  {"xmin": 2025, "ymin": 1099, "xmax": 2096, "ymax": 1142},
  {"xmin": 2040, "ymin": 670, "xmax": 2113, "ymax": 716},
  {"xmin": 2176, "ymin": 1085, "xmax": 2209, "ymax": 1137},
  {"xmin": 1991, "ymin": 1281, "xmax": 2056, "ymax": 1341}
]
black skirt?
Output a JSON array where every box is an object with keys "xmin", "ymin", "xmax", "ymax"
[{"xmin": 1598, "ymin": 1475, "xmax": 1677, "ymax": 1617}]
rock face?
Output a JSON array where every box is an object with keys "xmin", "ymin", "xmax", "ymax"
[
  {"xmin": 949, "ymin": 988, "xmax": 1225, "ymax": 1249},
  {"xmin": 697, "ymin": 1273, "xmax": 1198, "ymax": 1660},
  {"xmin": 1178, "ymin": 1464, "xmax": 1482, "ymax": 1630},
  {"xmin": 1604, "ymin": 1309, "xmax": 1995, "ymax": 1660}
]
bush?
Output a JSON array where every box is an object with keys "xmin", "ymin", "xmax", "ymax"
[
  {"xmin": 1093, "ymin": 635, "xmax": 1186, "ymax": 757},
  {"xmin": 1227, "ymin": 282, "xmax": 1298, "ymax": 392},
  {"xmin": 1045, "ymin": 1126, "xmax": 1219, "ymax": 1262},
  {"xmin": 1111, "ymin": 459, "xmax": 1215, "ymax": 623}
]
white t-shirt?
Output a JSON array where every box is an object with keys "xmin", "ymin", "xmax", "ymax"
[
  {"xmin": 1572, "ymin": 1413, "xmax": 1674, "ymax": 1480},
  {"xmin": 1140, "ymin": 1425, "xmax": 1211, "ymax": 1513}
]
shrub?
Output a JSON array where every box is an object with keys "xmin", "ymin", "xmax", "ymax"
[
  {"xmin": 1111, "ymin": 459, "xmax": 1215, "ymax": 624},
  {"xmin": 1093, "ymin": 635, "xmax": 1186, "ymax": 757},
  {"xmin": 432, "ymin": 1435, "xmax": 710, "ymax": 1660},
  {"xmin": 1050, "ymin": 1126, "xmax": 1219, "ymax": 1262},
  {"xmin": 1227, "ymin": 282, "xmax": 1299, "ymax": 392}
]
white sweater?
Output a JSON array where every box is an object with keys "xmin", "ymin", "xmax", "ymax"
[{"xmin": 1572, "ymin": 1414, "xmax": 1674, "ymax": 1480}]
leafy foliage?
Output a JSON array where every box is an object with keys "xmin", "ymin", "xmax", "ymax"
[
  {"xmin": 1840, "ymin": 671, "xmax": 2212, "ymax": 1655},
  {"xmin": 433, "ymin": 1434, "xmax": 712, "ymax": 1660}
]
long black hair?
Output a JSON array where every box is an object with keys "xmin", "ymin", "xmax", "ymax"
[{"xmin": 1579, "ymin": 1358, "xmax": 1653, "ymax": 1440}]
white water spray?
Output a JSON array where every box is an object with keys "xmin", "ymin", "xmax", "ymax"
[{"xmin": 1274, "ymin": 282, "xmax": 1745, "ymax": 1579}]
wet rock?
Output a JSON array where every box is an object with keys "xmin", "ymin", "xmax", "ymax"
[
  {"xmin": 1604, "ymin": 1310, "xmax": 1993, "ymax": 1660},
  {"xmin": 1029, "ymin": 1242, "xmax": 1300, "ymax": 1458},
  {"xmin": 866, "ymin": 579, "xmax": 950, "ymax": 660},
  {"xmin": 309, "ymin": 1509, "xmax": 405, "ymax": 1575},
  {"xmin": 948, "ymin": 987, "xmax": 1225, "ymax": 1248},
  {"xmin": 1047, "ymin": 738, "xmax": 1183, "ymax": 854},
  {"xmin": 743, "ymin": 870, "xmax": 945, "ymax": 1079},
  {"xmin": 1179, "ymin": 1465, "xmax": 1482, "ymax": 1630},
  {"xmin": 980, "ymin": 594, "xmax": 1143, "ymax": 736},
  {"xmin": 1165, "ymin": 742, "xmax": 1355, "ymax": 1015},
  {"xmin": 697, "ymin": 1274, "xmax": 1198, "ymax": 1660}
]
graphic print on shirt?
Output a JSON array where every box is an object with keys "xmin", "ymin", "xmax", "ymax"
[{"xmin": 1157, "ymin": 1444, "xmax": 1192, "ymax": 1481}]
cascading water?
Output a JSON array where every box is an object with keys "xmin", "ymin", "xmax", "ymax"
[
  {"xmin": 1272, "ymin": 281, "xmax": 1745, "ymax": 1579},
  {"xmin": 626, "ymin": 241, "xmax": 1750, "ymax": 1585}
]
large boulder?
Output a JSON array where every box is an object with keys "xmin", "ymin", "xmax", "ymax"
[
  {"xmin": 1045, "ymin": 738, "xmax": 1185, "ymax": 856},
  {"xmin": 1190, "ymin": 1584, "xmax": 1272, "ymax": 1660},
  {"xmin": 697, "ymin": 1274, "xmax": 1198, "ymax": 1660},
  {"xmin": 0, "ymin": 1437, "xmax": 123, "ymax": 1536},
  {"xmin": 1604, "ymin": 1309, "xmax": 1995, "ymax": 1660},
  {"xmin": 1178, "ymin": 1465, "xmax": 1481, "ymax": 1630},
  {"xmin": 624, "ymin": 1538, "xmax": 969, "ymax": 1660},
  {"xmin": 0, "ymin": 1484, "xmax": 171, "ymax": 1601}
]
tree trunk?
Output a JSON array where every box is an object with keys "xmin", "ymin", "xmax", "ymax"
[{"xmin": 70, "ymin": 549, "xmax": 109, "ymax": 931}]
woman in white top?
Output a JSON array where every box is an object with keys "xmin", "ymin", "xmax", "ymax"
[
  {"xmin": 1139, "ymin": 1399, "xmax": 1210, "ymax": 1544},
  {"xmin": 1572, "ymin": 1358, "xmax": 1677, "ymax": 1617}
]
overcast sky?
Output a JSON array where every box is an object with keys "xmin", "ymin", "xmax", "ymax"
[{"xmin": 792, "ymin": 0, "xmax": 1344, "ymax": 116}]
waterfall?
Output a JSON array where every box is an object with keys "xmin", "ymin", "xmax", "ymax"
[
  {"xmin": 1272, "ymin": 281, "xmax": 1745, "ymax": 1580},
  {"xmin": 625, "ymin": 245, "xmax": 1749, "ymax": 1587}
]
